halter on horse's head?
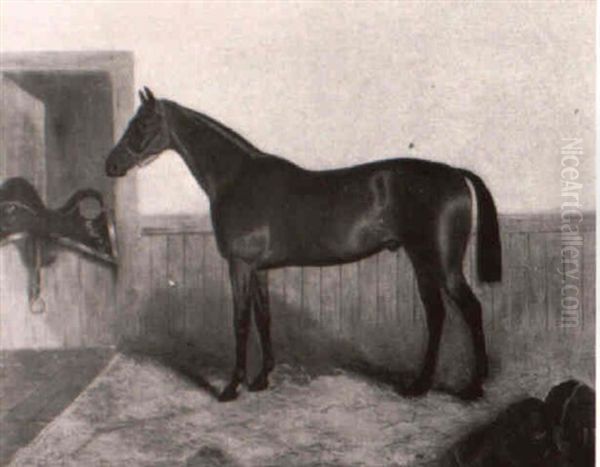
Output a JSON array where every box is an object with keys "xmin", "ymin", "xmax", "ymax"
[{"xmin": 106, "ymin": 87, "xmax": 170, "ymax": 177}]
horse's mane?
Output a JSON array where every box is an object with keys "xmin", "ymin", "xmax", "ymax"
[{"xmin": 166, "ymin": 100, "xmax": 264, "ymax": 158}]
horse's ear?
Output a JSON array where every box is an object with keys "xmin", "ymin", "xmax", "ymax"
[
  {"xmin": 138, "ymin": 89, "xmax": 148, "ymax": 104},
  {"xmin": 143, "ymin": 87, "xmax": 156, "ymax": 103}
]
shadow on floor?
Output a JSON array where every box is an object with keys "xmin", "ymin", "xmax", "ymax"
[
  {"xmin": 117, "ymin": 293, "xmax": 419, "ymax": 403},
  {"xmin": 122, "ymin": 285, "xmax": 478, "ymax": 403},
  {"xmin": 0, "ymin": 348, "xmax": 114, "ymax": 466}
]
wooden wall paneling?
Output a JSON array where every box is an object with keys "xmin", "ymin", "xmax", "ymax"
[
  {"xmin": 358, "ymin": 255, "xmax": 379, "ymax": 327},
  {"xmin": 582, "ymin": 231, "xmax": 595, "ymax": 330},
  {"xmin": 335, "ymin": 266, "xmax": 344, "ymax": 335},
  {"xmin": 302, "ymin": 267, "xmax": 321, "ymax": 327},
  {"xmin": 0, "ymin": 245, "xmax": 117, "ymax": 349},
  {"xmin": 411, "ymin": 265, "xmax": 425, "ymax": 347},
  {"xmin": 376, "ymin": 251, "xmax": 398, "ymax": 328},
  {"xmin": 490, "ymin": 230, "xmax": 510, "ymax": 357},
  {"xmin": 79, "ymin": 256, "xmax": 115, "ymax": 347},
  {"xmin": 554, "ymin": 231, "xmax": 585, "ymax": 353},
  {"xmin": 284, "ymin": 267, "xmax": 304, "ymax": 321},
  {"xmin": 0, "ymin": 244, "xmax": 61, "ymax": 349},
  {"xmin": 147, "ymin": 235, "xmax": 168, "ymax": 338},
  {"xmin": 507, "ymin": 232, "xmax": 529, "ymax": 332},
  {"xmin": 501, "ymin": 214, "xmax": 593, "ymax": 234},
  {"xmin": 478, "ymin": 284, "xmax": 494, "ymax": 351},
  {"xmin": 579, "ymin": 230, "xmax": 595, "ymax": 376},
  {"xmin": 0, "ymin": 245, "xmax": 28, "ymax": 348},
  {"xmin": 492, "ymin": 230, "xmax": 511, "ymax": 334},
  {"xmin": 526, "ymin": 232, "xmax": 548, "ymax": 337},
  {"xmin": 320, "ymin": 266, "xmax": 341, "ymax": 334},
  {"xmin": 268, "ymin": 268, "xmax": 286, "ymax": 315},
  {"xmin": 394, "ymin": 250, "xmax": 414, "ymax": 326},
  {"xmin": 99, "ymin": 263, "xmax": 116, "ymax": 346},
  {"xmin": 183, "ymin": 234, "xmax": 205, "ymax": 336},
  {"xmin": 126, "ymin": 215, "xmax": 594, "ymax": 381},
  {"xmin": 166, "ymin": 235, "xmax": 186, "ymax": 338},
  {"xmin": 410, "ymin": 259, "xmax": 427, "ymax": 366},
  {"xmin": 544, "ymin": 233, "xmax": 564, "ymax": 332},
  {"xmin": 397, "ymin": 249, "xmax": 425, "ymax": 359},
  {"xmin": 128, "ymin": 234, "xmax": 152, "ymax": 340},
  {"xmin": 56, "ymin": 252, "xmax": 82, "ymax": 348},
  {"xmin": 339, "ymin": 262, "xmax": 359, "ymax": 339},
  {"xmin": 480, "ymin": 291, "xmax": 494, "ymax": 343},
  {"xmin": 202, "ymin": 235, "xmax": 224, "ymax": 338},
  {"xmin": 564, "ymin": 232, "xmax": 585, "ymax": 332}
]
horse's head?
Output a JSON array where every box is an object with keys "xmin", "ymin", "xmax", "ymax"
[{"xmin": 106, "ymin": 87, "xmax": 170, "ymax": 177}]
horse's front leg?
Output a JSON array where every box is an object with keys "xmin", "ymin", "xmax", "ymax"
[
  {"xmin": 219, "ymin": 259, "xmax": 253, "ymax": 402},
  {"xmin": 248, "ymin": 270, "xmax": 274, "ymax": 392}
]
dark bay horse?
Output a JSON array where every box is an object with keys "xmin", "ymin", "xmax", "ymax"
[{"xmin": 106, "ymin": 88, "xmax": 501, "ymax": 402}]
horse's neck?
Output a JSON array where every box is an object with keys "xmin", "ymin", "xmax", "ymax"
[{"xmin": 164, "ymin": 101, "xmax": 253, "ymax": 202}]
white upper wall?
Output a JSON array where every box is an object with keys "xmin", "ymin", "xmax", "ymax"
[{"xmin": 1, "ymin": 1, "xmax": 595, "ymax": 215}]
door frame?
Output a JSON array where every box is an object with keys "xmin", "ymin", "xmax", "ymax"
[{"xmin": 1, "ymin": 51, "xmax": 136, "ymax": 346}]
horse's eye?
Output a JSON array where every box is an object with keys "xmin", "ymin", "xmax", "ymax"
[{"xmin": 142, "ymin": 114, "xmax": 160, "ymax": 129}]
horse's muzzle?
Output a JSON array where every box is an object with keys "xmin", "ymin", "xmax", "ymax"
[{"xmin": 105, "ymin": 158, "xmax": 126, "ymax": 177}]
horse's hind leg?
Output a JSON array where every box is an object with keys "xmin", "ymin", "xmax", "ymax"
[
  {"xmin": 436, "ymin": 214, "xmax": 487, "ymax": 398},
  {"xmin": 249, "ymin": 270, "xmax": 274, "ymax": 392},
  {"xmin": 404, "ymin": 248, "xmax": 446, "ymax": 397},
  {"xmin": 444, "ymin": 271, "xmax": 488, "ymax": 393}
]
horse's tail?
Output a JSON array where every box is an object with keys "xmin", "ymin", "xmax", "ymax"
[{"xmin": 458, "ymin": 169, "xmax": 502, "ymax": 283}]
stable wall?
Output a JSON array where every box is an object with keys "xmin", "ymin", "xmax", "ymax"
[
  {"xmin": 115, "ymin": 214, "xmax": 595, "ymax": 386},
  {"xmin": 1, "ymin": 2, "xmax": 595, "ymax": 218}
]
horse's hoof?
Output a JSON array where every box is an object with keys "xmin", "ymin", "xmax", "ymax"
[
  {"xmin": 248, "ymin": 374, "xmax": 269, "ymax": 392},
  {"xmin": 478, "ymin": 360, "xmax": 489, "ymax": 380},
  {"xmin": 218, "ymin": 385, "xmax": 238, "ymax": 402},
  {"xmin": 457, "ymin": 382, "xmax": 484, "ymax": 401},
  {"xmin": 400, "ymin": 380, "xmax": 431, "ymax": 398}
]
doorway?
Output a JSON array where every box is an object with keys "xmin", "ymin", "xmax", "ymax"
[{"xmin": 0, "ymin": 51, "xmax": 134, "ymax": 349}]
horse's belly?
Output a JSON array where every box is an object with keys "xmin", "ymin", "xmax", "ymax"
[{"xmin": 261, "ymin": 214, "xmax": 401, "ymax": 268}]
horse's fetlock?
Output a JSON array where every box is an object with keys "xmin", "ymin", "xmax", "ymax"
[
  {"xmin": 264, "ymin": 355, "xmax": 275, "ymax": 372},
  {"xmin": 235, "ymin": 324, "xmax": 250, "ymax": 338},
  {"xmin": 232, "ymin": 368, "xmax": 245, "ymax": 382}
]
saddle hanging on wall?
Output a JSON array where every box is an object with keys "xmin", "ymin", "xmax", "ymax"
[{"xmin": 0, "ymin": 177, "xmax": 118, "ymax": 313}]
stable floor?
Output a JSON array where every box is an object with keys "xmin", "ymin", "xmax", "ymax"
[
  {"xmin": 3, "ymin": 344, "xmax": 592, "ymax": 467},
  {"xmin": 0, "ymin": 348, "xmax": 114, "ymax": 465}
]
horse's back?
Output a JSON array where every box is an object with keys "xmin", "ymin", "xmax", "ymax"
[
  {"xmin": 214, "ymin": 156, "xmax": 471, "ymax": 267},
  {"xmin": 245, "ymin": 155, "xmax": 466, "ymax": 196}
]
